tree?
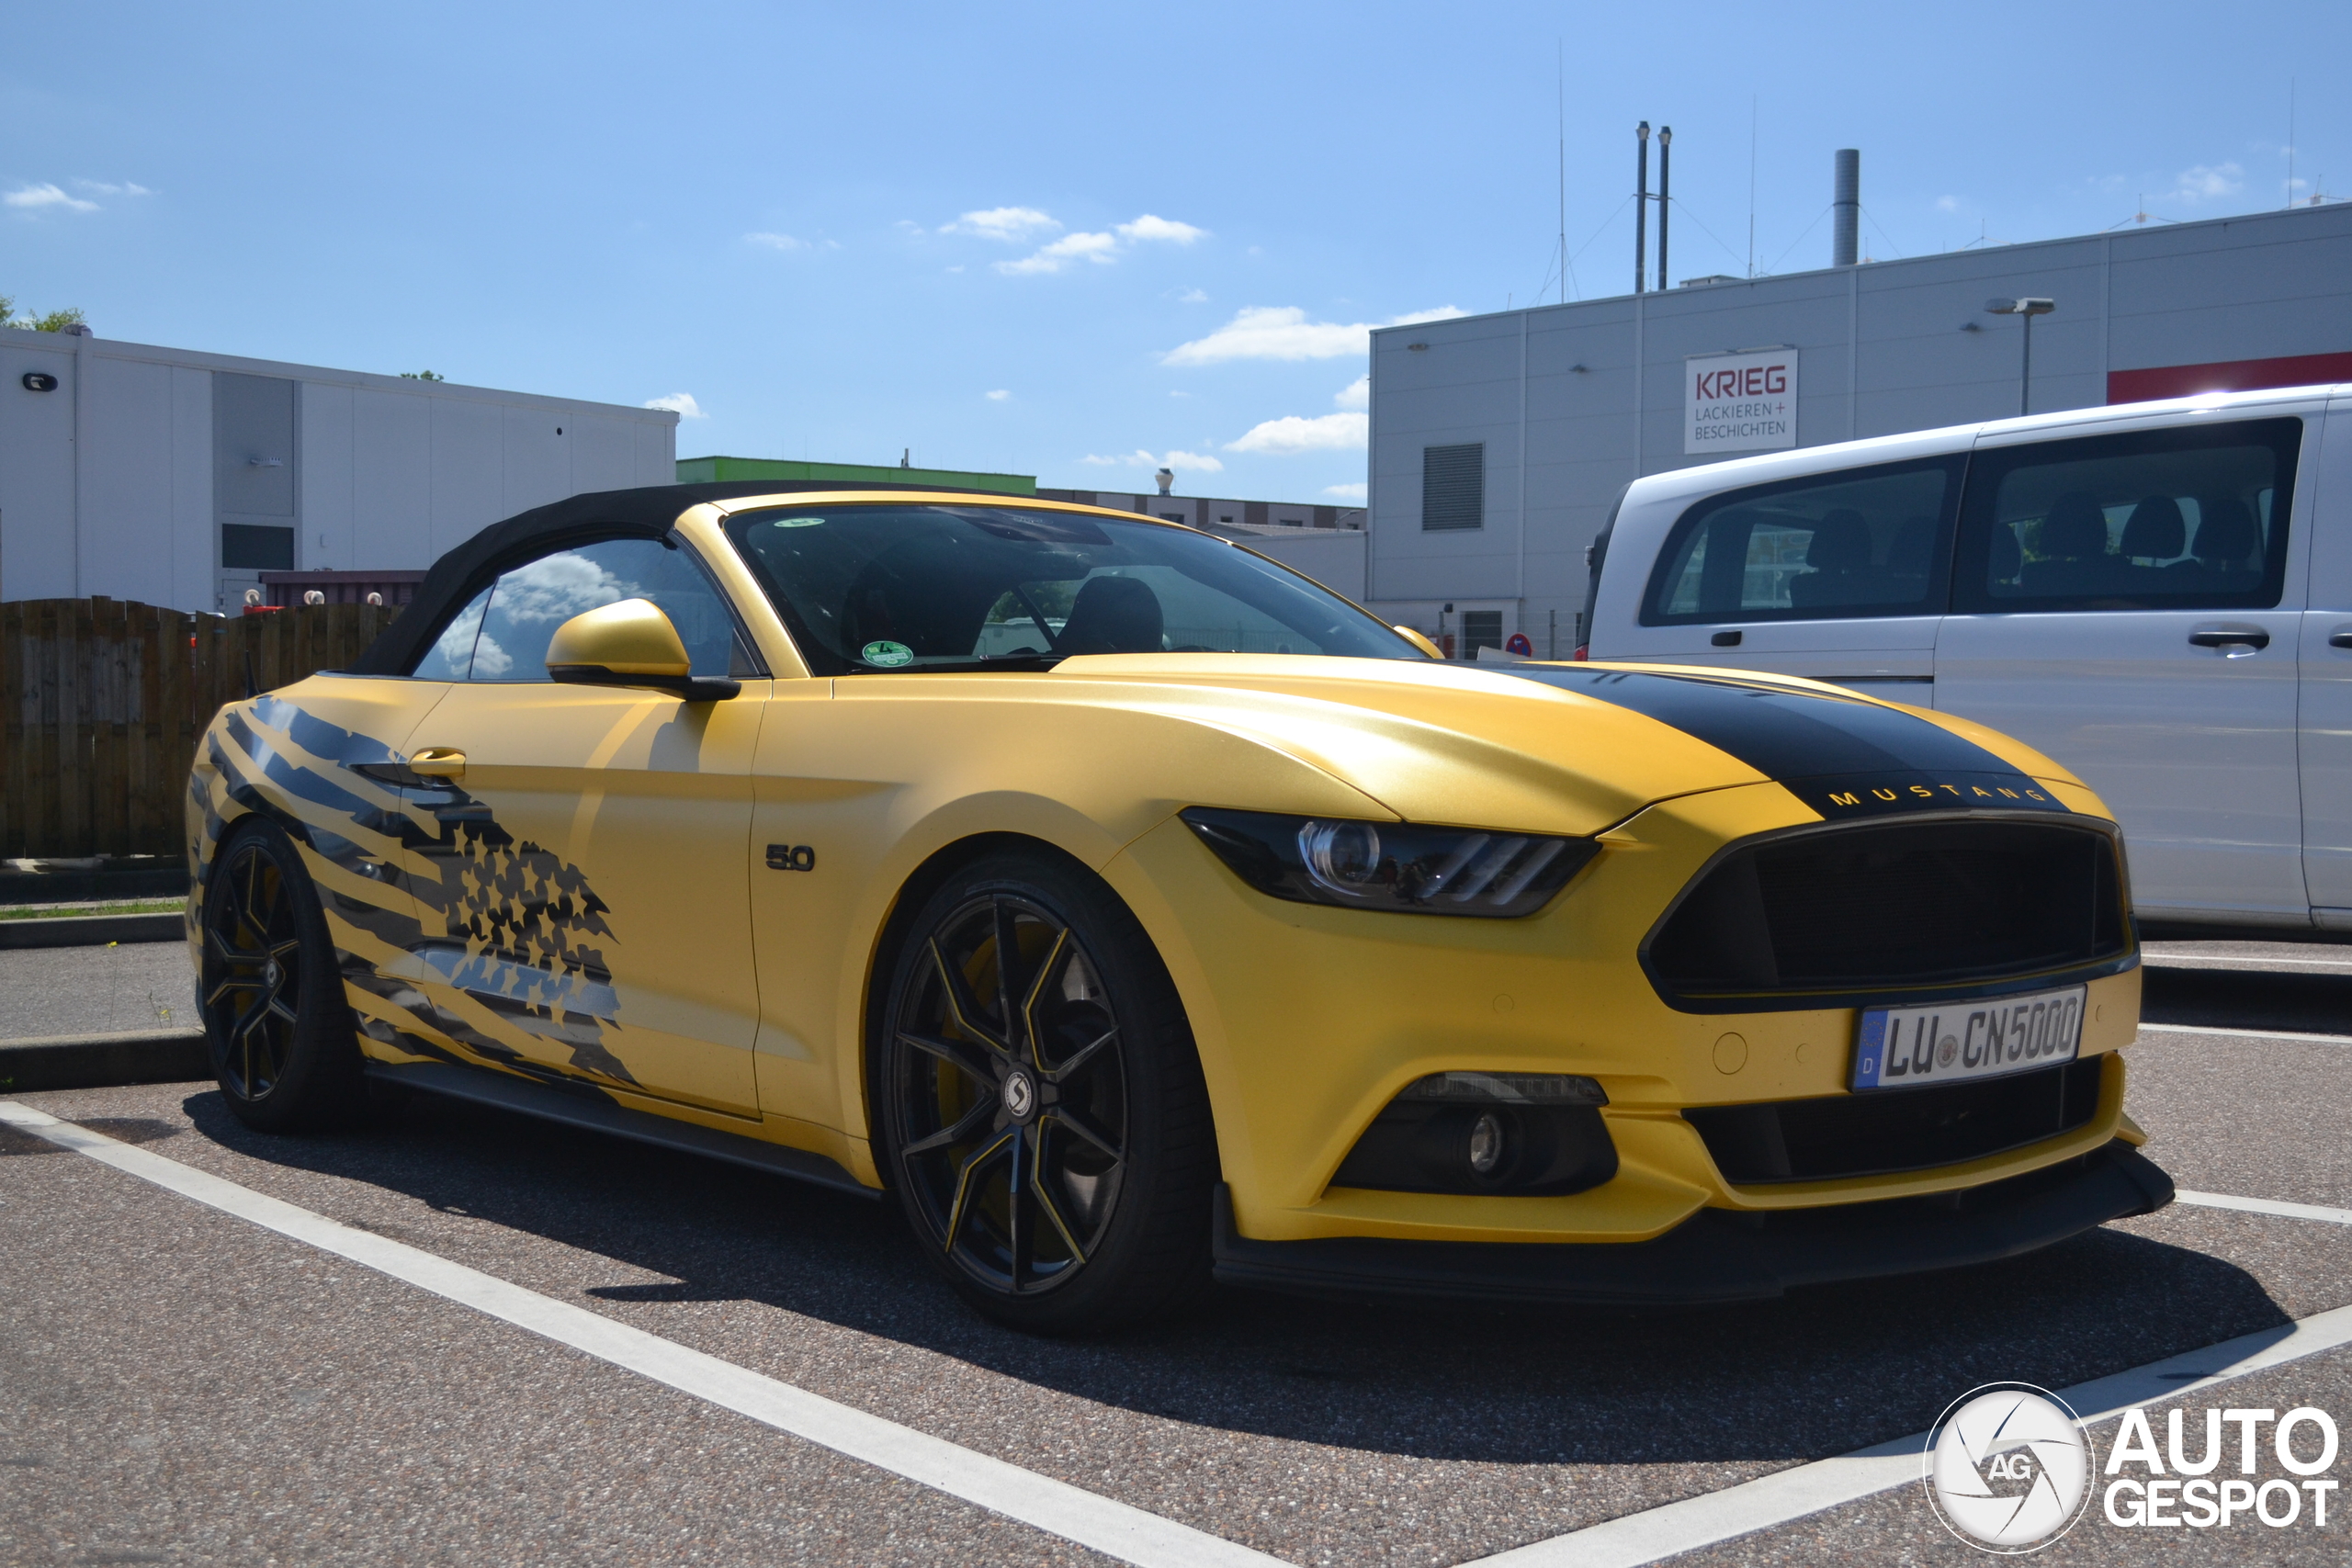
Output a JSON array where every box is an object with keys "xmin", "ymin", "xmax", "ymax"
[
  {"xmin": 400, "ymin": 369, "xmax": 445, "ymax": 381},
  {"xmin": 0, "ymin": 295, "xmax": 88, "ymax": 333}
]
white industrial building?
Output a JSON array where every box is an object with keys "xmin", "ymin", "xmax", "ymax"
[
  {"xmin": 1366, "ymin": 198, "xmax": 2352, "ymax": 656},
  {"xmin": 0, "ymin": 326, "xmax": 677, "ymax": 615}
]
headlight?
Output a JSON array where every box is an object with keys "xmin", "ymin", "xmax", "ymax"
[{"xmin": 1180, "ymin": 807, "xmax": 1599, "ymax": 918}]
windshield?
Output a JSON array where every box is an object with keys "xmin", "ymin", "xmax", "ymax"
[{"xmin": 724, "ymin": 503, "xmax": 1419, "ymax": 673}]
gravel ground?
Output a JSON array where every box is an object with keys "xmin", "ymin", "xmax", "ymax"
[
  {"xmin": 0, "ymin": 941, "xmax": 195, "ymax": 1039},
  {"xmin": 3, "ymin": 946, "xmax": 2348, "ymax": 1565}
]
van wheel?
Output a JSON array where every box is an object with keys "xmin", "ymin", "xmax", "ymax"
[
  {"xmin": 874, "ymin": 852, "xmax": 1215, "ymax": 1335},
  {"xmin": 199, "ymin": 820, "xmax": 368, "ymax": 1132}
]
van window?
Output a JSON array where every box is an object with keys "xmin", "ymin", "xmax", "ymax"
[
  {"xmin": 1640, "ymin": 458, "xmax": 1961, "ymax": 626},
  {"xmin": 1951, "ymin": 418, "xmax": 2301, "ymax": 613}
]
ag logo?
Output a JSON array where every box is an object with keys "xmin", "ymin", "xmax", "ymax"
[{"xmin": 1924, "ymin": 1384, "xmax": 2093, "ymax": 1552}]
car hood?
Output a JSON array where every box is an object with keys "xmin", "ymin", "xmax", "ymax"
[{"xmin": 1036, "ymin": 654, "xmax": 2091, "ymax": 837}]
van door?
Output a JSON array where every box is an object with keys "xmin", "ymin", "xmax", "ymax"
[
  {"xmin": 1933, "ymin": 412, "xmax": 2313, "ymax": 925},
  {"xmin": 2298, "ymin": 396, "xmax": 2352, "ymax": 919},
  {"xmin": 1604, "ymin": 456, "xmax": 1961, "ymax": 702}
]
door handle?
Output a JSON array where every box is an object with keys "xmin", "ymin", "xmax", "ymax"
[
  {"xmin": 2331, "ymin": 629, "xmax": 2352, "ymax": 649},
  {"xmin": 407, "ymin": 748, "xmax": 467, "ymax": 779},
  {"xmin": 2188, "ymin": 627, "xmax": 2270, "ymax": 651}
]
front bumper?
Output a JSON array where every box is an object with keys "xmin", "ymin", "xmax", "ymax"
[{"xmin": 1210, "ymin": 1139, "xmax": 2175, "ymax": 1305}]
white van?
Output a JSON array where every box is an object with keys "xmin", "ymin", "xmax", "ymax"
[{"xmin": 1583, "ymin": 384, "xmax": 2352, "ymax": 934}]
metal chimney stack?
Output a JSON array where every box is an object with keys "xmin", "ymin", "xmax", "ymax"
[
  {"xmin": 1833, "ymin": 149, "xmax": 1860, "ymax": 267},
  {"xmin": 1634, "ymin": 123, "xmax": 1650, "ymax": 293}
]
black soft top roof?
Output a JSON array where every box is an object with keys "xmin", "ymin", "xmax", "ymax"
[{"xmin": 350, "ymin": 479, "xmax": 1059, "ymax": 675}]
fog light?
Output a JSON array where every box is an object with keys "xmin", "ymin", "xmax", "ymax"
[{"xmin": 1467, "ymin": 1111, "xmax": 1505, "ymax": 1175}]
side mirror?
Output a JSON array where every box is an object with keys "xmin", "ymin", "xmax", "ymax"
[
  {"xmin": 546, "ymin": 598, "xmax": 741, "ymax": 700},
  {"xmin": 1393, "ymin": 625, "xmax": 1446, "ymax": 660}
]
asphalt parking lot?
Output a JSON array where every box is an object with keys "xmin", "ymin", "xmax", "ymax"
[{"xmin": 6, "ymin": 941, "xmax": 2352, "ymax": 1565}]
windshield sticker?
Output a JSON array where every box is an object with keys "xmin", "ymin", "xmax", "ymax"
[{"xmin": 862, "ymin": 640, "xmax": 915, "ymax": 667}]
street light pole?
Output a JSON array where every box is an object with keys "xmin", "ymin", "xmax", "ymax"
[{"xmin": 1985, "ymin": 297, "xmax": 2056, "ymax": 416}]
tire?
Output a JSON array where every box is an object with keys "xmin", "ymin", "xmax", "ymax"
[
  {"xmin": 873, "ymin": 851, "xmax": 1216, "ymax": 1335},
  {"xmin": 198, "ymin": 818, "xmax": 368, "ymax": 1132}
]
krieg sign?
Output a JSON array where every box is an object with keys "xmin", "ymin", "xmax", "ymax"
[{"xmin": 1686, "ymin": 348, "xmax": 1798, "ymax": 455}]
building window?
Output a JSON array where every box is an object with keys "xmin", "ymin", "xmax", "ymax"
[
  {"xmin": 1422, "ymin": 443, "xmax": 1485, "ymax": 531},
  {"xmin": 221, "ymin": 525, "xmax": 295, "ymax": 570},
  {"xmin": 1461, "ymin": 610, "xmax": 1503, "ymax": 658}
]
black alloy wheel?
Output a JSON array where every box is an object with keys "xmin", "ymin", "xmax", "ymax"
[
  {"xmin": 876, "ymin": 853, "xmax": 1215, "ymax": 1335},
  {"xmin": 200, "ymin": 820, "xmax": 367, "ymax": 1131}
]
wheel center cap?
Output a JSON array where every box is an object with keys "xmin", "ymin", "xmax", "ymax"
[
  {"xmin": 262, "ymin": 961, "xmax": 282, "ymax": 987},
  {"xmin": 1001, "ymin": 1068, "xmax": 1037, "ymax": 1122}
]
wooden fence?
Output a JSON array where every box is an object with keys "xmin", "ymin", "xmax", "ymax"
[{"xmin": 1, "ymin": 597, "xmax": 400, "ymax": 859}]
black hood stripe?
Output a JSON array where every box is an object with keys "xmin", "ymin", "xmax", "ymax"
[{"xmin": 1497, "ymin": 667, "xmax": 2071, "ymax": 820}]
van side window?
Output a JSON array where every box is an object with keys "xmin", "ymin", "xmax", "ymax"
[
  {"xmin": 1639, "ymin": 457, "xmax": 1960, "ymax": 626},
  {"xmin": 1951, "ymin": 418, "xmax": 2301, "ymax": 614}
]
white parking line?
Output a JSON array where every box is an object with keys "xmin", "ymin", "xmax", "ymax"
[
  {"xmin": 2177, "ymin": 1190, "xmax": 2352, "ymax": 1226},
  {"xmin": 2137, "ymin": 1021, "xmax": 2352, "ymax": 1046},
  {"xmin": 1464, "ymin": 1296, "xmax": 2352, "ymax": 1567},
  {"xmin": 2145, "ymin": 953, "xmax": 2352, "ymax": 972},
  {"xmin": 0, "ymin": 1100, "xmax": 1284, "ymax": 1568}
]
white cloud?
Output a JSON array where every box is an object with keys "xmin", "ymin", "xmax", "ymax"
[
  {"xmin": 6, "ymin": 182, "xmax": 100, "ymax": 214},
  {"xmin": 643, "ymin": 393, "xmax": 707, "ymax": 419},
  {"xmin": 985, "ymin": 389, "xmax": 1011, "ymax": 400},
  {"xmin": 1179, "ymin": 288, "xmax": 1209, "ymax": 303},
  {"xmin": 998, "ymin": 213, "xmax": 1209, "ymax": 276},
  {"xmin": 896, "ymin": 220, "xmax": 925, "ymax": 235},
  {"xmin": 1116, "ymin": 214, "xmax": 1206, "ymax": 245},
  {"xmin": 1935, "ymin": 195, "xmax": 1961, "ymax": 212},
  {"xmin": 1225, "ymin": 412, "xmax": 1368, "ymax": 456},
  {"xmin": 998, "ymin": 230, "xmax": 1119, "ymax": 275},
  {"xmin": 1334, "ymin": 374, "xmax": 1370, "ymax": 411},
  {"xmin": 745, "ymin": 231, "xmax": 807, "ymax": 251},
  {"xmin": 1163, "ymin": 305, "xmax": 1464, "ymax": 366},
  {"xmin": 1322, "ymin": 483, "xmax": 1368, "ymax": 501},
  {"xmin": 1077, "ymin": 447, "xmax": 1225, "ymax": 473},
  {"xmin": 944, "ymin": 206, "xmax": 1059, "ymax": 242},
  {"xmin": 2174, "ymin": 163, "xmax": 2244, "ymax": 202},
  {"xmin": 74, "ymin": 179, "xmax": 153, "ymax": 197}
]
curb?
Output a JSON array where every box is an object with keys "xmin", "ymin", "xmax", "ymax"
[
  {"xmin": 0, "ymin": 913, "xmax": 185, "ymax": 950},
  {"xmin": 0, "ymin": 1029, "xmax": 209, "ymax": 1093}
]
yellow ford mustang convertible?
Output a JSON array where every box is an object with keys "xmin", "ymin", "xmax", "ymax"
[{"xmin": 187, "ymin": 482, "xmax": 2171, "ymax": 1333}]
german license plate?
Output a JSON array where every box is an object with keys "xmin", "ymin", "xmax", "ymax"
[{"xmin": 1850, "ymin": 985, "xmax": 2086, "ymax": 1091}]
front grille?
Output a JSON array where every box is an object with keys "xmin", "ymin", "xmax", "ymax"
[
  {"xmin": 1685, "ymin": 1057, "xmax": 2106, "ymax": 1184},
  {"xmin": 1645, "ymin": 818, "xmax": 2129, "ymax": 1008}
]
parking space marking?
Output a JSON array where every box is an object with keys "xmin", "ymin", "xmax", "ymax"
[
  {"xmin": 1466, "ymin": 1256, "xmax": 2352, "ymax": 1565},
  {"xmin": 2137, "ymin": 1021, "xmax": 2352, "ymax": 1046},
  {"xmin": 2145, "ymin": 954, "xmax": 2352, "ymax": 972},
  {"xmin": 2177, "ymin": 1189, "xmax": 2352, "ymax": 1226},
  {"xmin": 0, "ymin": 1100, "xmax": 1287, "ymax": 1568}
]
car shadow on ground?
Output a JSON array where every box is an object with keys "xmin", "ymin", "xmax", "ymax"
[
  {"xmin": 174, "ymin": 1085, "xmax": 2289, "ymax": 1470},
  {"xmin": 2143, "ymin": 964, "xmax": 2352, "ymax": 1034}
]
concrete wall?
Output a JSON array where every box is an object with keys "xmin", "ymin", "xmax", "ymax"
[
  {"xmin": 1366, "ymin": 202, "xmax": 2352, "ymax": 646},
  {"xmin": 0, "ymin": 327, "xmax": 677, "ymax": 614}
]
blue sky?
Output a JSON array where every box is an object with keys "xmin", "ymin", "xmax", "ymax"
[{"xmin": 6, "ymin": 2, "xmax": 2346, "ymax": 504}]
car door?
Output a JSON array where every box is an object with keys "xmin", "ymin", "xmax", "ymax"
[
  {"xmin": 1603, "ymin": 455, "xmax": 1962, "ymax": 702},
  {"xmin": 2299, "ymin": 394, "xmax": 2352, "ymax": 920},
  {"xmin": 1933, "ymin": 411, "xmax": 2315, "ymax": 924},
  {"xmin": 393, "ymin": 533, "xmax": 771, "ymax": 1119}
]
